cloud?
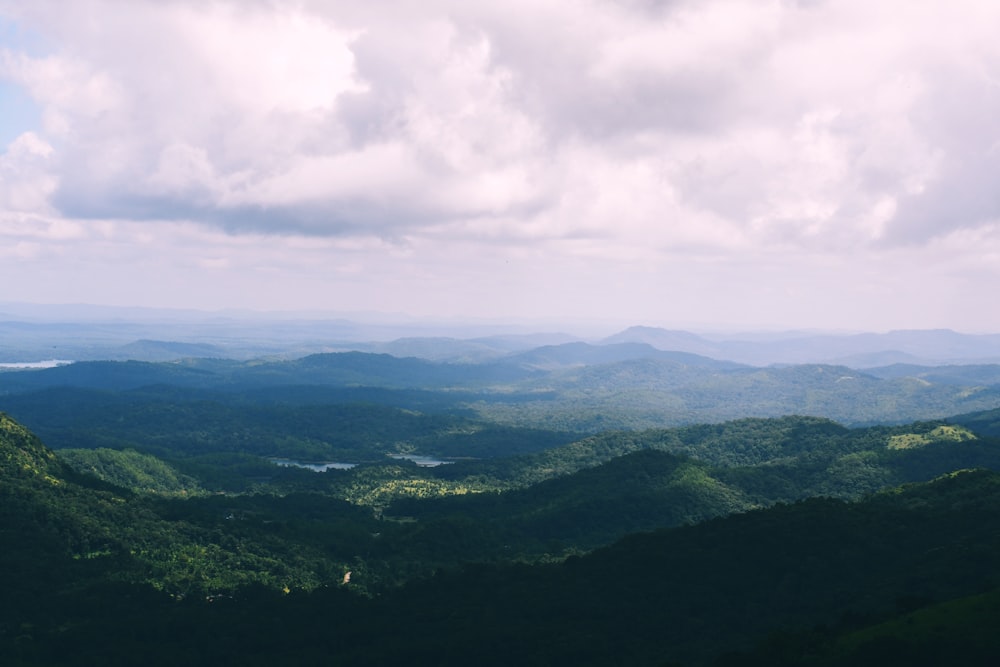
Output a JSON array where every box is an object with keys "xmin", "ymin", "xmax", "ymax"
[
  {"xmin": 2, "ymin": 0, "xmax": 1000, "ymax": 331},
  {"xmin": 0, "ymin": 131, "xmax": 55, "ymax": 212},
  {"xmin": 2, "ymin": 0, "xmax": 999, "ymax": 255}
]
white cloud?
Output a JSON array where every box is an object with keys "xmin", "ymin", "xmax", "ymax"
[
  {"xmin": 2, "ymin": 0, "xmax": 1000, "ymax": 329},
  {"xmin": 0, "ymin": 131, "xmax": 56, "ymax": 213},
  {"xmin": 5, "ymin": 0, "xmax": 999, "ymax": 245}
]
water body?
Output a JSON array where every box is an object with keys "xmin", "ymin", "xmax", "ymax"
[
  {"xmin": 0, "ymin": 359, "xmax": 74, "ymax": 369},
  {"xmin": 270, "ymin": 454, "xmax": 454, "ymax": 472},
  {"xmin": 389, "ymin": 454, "xmax": 454, "ymax": 467},
  {"xmin": 270, "ymin": 458, "xmax": 356, "ymax": 472}
]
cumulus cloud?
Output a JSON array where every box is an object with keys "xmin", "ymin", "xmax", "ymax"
[
  {"xmin": 0, "ymin": 131, "xmax": 55, "ymax": 211},
  {"xmin": 2, "ymin": 0, "xmax": 1000, "ymax": 328},
  {"xmin": 3, "ymin": 0, "xmax": 998, "ymax": 253}
]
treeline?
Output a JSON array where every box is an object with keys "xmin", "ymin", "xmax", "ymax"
[{"xmin": 5, "ymin": 350, "xmax": 1000, "ymax": 437}]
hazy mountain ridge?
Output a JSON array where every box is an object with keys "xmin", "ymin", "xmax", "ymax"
[
  {"xmin": 499, "ymin": 341, "xmax": 744, "ymax": 371},
  {"xmin": 863, "ymin": 362, "xmax": 1000, "ymax": 385},
  {"xmin": 605, "ymin": 325, "xmax": 1000, "ymax": 366},
  {"xmin": 6, "ymin": 304, "xmax": 1000, "ymax": 366}
]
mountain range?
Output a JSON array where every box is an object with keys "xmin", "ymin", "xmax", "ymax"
[
  {"xmin": 5, "ymin": 302, "xmax": 1000, "ymax": 366},
  {"xmin": 4, "ymin": 305, "xmax": 1000, "ymax": 664}
]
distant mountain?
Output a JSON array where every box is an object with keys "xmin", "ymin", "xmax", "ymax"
[
  {"xmin": 605, "ymin": 326, "xmax": 1000, "ymax": 366},
  {"xmin": 826, "ymin": 349, "xmax": 929, "ymax": 367},
  {"xmin": 267, "ymin": 352, "xmax": 539, "ymax": 387},
  {"xmin": 0, "ymin": 302, "xmax": 591, "ymax": 362},
  {"xmin": 480, "ymin": 358, "xmax": 1000, "ymax": 430},
  {"xmin": 864, "ymin": 363, "xmax": 1000, "ymax": 386},
  {"xmin": 501, "ymin": 341, "xmax": 741, "ymax": 370},
  {"xmin": 112, "ymin": 340, "xmax": 228, "ymax": 361},
  {"xmin": 471, "ymin": 331, "xmax": 582, "ymax": 350},
  {"xmin": 602, "ymin": 326, "xmax": 720, "ymax": 355},
  {"xmin": 0, "ymin": 352, "xmax": 542, "ymax": 396},
  {"xmin": 365, "ymin": 337, "xmax": 516, "ymax": 362},
  {"xmin": 0, "ymin": 359, "xmax": 230, "ymax": 393},
  {"xmin": 7, "ymin": 302, "xmax": 1000, "ymax": 367},
  {"xmin": 5, "ymin": 350, "xmax": 1000, "ymax": 432}
]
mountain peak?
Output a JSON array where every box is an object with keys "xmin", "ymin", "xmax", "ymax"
[{"xmin": 601, "ymin": 326, "xmax": 717, "ymax": 355}]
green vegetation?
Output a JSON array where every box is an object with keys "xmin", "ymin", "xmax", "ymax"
[
  {"xmin": 812, "ymin": 589, "xmax": 1000, "ymax": 666},
  {"xmin": 887, "ymin": 423, "xmax": 976, "ymax": 449},
  {"xmin": 4, "ymin": 351, "xmax": 1000, "ymax": 437},
  {"xmin": 58, "ymin": 447, "xmax": 202, "ymax": 495},
  {"xmin": 4, "ymin": 411, "xmax": 1000, "ymax": 665},
  {"xmin": 3, "ymin": 344, "xmax": 1000, "ymax": 665}
]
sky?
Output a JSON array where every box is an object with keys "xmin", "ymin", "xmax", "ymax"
[{"xmin": 1, "ymin": 0, "xmax": 1000, "ymax": 333}]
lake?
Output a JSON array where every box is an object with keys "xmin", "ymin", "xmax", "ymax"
[
  {"xmin": 389, "ymin": 454, "xmax": 454, "ymax": 467},
  {"xmin": 271, "ymin": 453, "xmax": 455, "ymax": 472},
  {"xmin": 270, "ymin": 459, "xmax": 357, "ymax": 472},
  {"xmin": 0, "ymin": 359, "xmax": 74, "ymax": 369}
]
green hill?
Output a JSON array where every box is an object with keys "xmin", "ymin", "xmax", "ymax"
[
  {"xmin": 0, "ymin": 413, "xmax": 365, "ymax": 600},
  {"xmin": 5, "ymin": 457, "xmax": 999, "ymax": 666},
  {"xmin": 338, "ymin": 469, "xmax": 1000, "ymax": 666},
  {"xmin": 0, "ymin": 412, "xmax": 62, "ymax": 479},
  {"xmin": 5, "ymin": 351, "xmax": 1000, "ymax": 435},
  {"xmin": 4, "ymin": 409, "xmax": 1000, "ymax": 665},
  {"xmin": 57, "ymin": 447, "xmax": 202, "ymax": 495}
]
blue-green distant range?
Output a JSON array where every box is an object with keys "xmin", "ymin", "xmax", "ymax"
[
  {"xmin": 3, "ymin": 347, "xmax": 1000, "ymax": 443},
  {"xmin": 5, "ymin": 305, "xmax": 1000, "ymax": 365}
]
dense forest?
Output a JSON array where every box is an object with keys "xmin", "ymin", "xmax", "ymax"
[
  {"xmin": 3, "ymin": 345, "xmax": 1000, "ymax": 664},
  {"xmin": 4, "ymin": 347, "xmax": 1000, "ymax": 435}
]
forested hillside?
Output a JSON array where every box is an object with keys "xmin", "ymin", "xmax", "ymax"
[
  {"xmin": 3, "ymin": 411, "xmax": 1000, "ymax": 665},
  {"xmin": 3, "ymin": 341, "xmax": 1000, "ymax": 665},
  {"xmin": 4, "ymin": 349, "xmax": 1000, "ymax": 435}
]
